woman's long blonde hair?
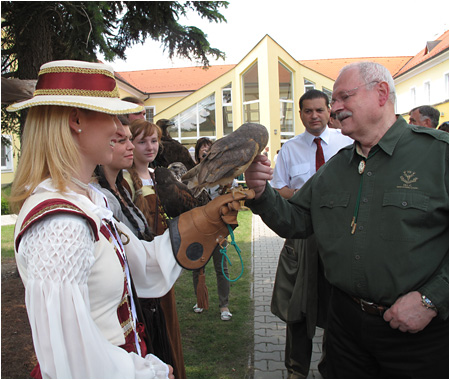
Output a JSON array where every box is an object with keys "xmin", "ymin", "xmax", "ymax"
[{"xmin": 10, "ymin": 105, "xmax": 81, "ymax": 212}]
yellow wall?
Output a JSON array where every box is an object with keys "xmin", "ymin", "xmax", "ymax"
[
  {"xmin": 396, "ymin": 58, "xmax": 449, "ymax": 124},
  {"xmin": 149, "ymin": 96, "xmax": 186, "ymax": 116},
  {"xmin": 117, "ymin": 87, "xmax": 186, "ymax": 121},
  {"xmin": 435, "ymin": 102, "xmax": 449, "ymax": 124},
  {"xmin": 1, "ymin": 133, "xmax": 21, "ymax": 186}
]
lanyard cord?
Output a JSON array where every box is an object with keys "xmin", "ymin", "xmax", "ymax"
[
  {"xmin": 90, "ymin": 184, "xmax": 142, "ymax": 355},
  {"xmin": 103, "ymin": 220, "xmax": 142, "ymax": 356},
  {"xmin": 219, "ymin": 224, "xmax": 244, "ymax": 282},
  {"xmin": 351, "ymin": 147, "xmax": 380, "ymax": 235}
]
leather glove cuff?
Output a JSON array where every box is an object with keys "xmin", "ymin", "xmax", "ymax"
[{"xmin": 168, "ymin": 189, "xmax": 255, "ymax": 270}]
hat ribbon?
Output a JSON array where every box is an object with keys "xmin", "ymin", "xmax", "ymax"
[{"xmin": 34, "ymin": 67, "xmax": 119, "ymax": 98}]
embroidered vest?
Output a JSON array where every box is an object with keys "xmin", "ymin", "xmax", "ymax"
[{"xmin": 16, "ymin": 198, "xmax": 147, "ymax": 366}]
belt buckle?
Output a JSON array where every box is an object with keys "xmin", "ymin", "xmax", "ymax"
[{"xmin": 359, "ymin": 298, "xmax": 373, "ymax": 313}]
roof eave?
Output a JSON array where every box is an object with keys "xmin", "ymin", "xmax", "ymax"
[{"xmin": 394, "ymin": 48, "xmax": 449, "ymax": 79}]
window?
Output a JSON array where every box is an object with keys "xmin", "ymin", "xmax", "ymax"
[
  {"xmin": 424, "ymin": 81, "xmax": 431, "ymax": 103},
  {"xmin": 410, "ymin": 87, "xmax": 416, "ymax": 108},
  {"xmin": 145, "ymin": 106, "xmax": 155, "ymax": 123},
  {"xmin": 242, "ymin": 63, "xmax": 260, "ymax": 123},
  {"xmin": 171, "ymin": 94, "xmax": 216, "ymax": 144},
  {"xmin": 322, "ymin": 87, "xmax": 333, "ymax": 104},
  {"xmin": 1, "ymin": 135, "xmax": 13, "ymax": 172},
  {"xmin": 279, "ymin": 62, "xmax": 294, "ymax": 137},
  {"xmin": 304, "ymin": 79, "xmax": 315, "ymax": 93},
  {"xmin": 222, "ymin": 84, "xmax": 233, "ymax": 136}
]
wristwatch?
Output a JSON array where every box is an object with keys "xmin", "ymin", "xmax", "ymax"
[{"xmin": 421, "ymin": 294, "xmax": 437, "ymax": 311}]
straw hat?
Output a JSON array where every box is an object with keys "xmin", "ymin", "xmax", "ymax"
[{"xmin": 6, "ymin": 60, "xmax": 144, "ymax": 115}]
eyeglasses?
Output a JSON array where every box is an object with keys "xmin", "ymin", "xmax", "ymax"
[{"xmin": 330, "ymin": 81, "xmax": 379, "ymax": 107}]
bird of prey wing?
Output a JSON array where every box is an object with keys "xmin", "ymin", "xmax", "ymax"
[
  {"xmin": 168, "ymin": 162, "xmax": 211, "ymax": 206},
  {"xmin": 182, "ymin": 123, "xmax": 269, "ymax": 196},
  {"xmin": 154, "ymin": 167, "xmax": 200, "ymax": 218},
  {"xmin": 1, "ymin": 77, "xmax": 36, "ymax": 104}
]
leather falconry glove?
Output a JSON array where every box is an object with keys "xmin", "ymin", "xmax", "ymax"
[{"xmin": 168, "ymin": 188, "xmax": 255, "ymax": 270}]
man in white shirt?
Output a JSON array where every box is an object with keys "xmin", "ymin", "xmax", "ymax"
[
  {"xmin": 271, "ymin": 89, "xmax": 352, "ymax": 378},
  {"xmin": 272, "ymin": 91, "xmax": 352, "ymax": 196}
]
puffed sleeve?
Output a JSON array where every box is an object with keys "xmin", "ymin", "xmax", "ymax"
[
  {"xmin": 115, "ymin": 220, "xmax": 182, "ymax": 298},
  {"xmin": 17, "ymin": 214, "xmax": 170, "ymax": 378}
]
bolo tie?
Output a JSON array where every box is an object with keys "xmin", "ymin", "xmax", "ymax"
[{"xmin": 351, "ymin": 146, "xmax": 380, "ymax": 234}]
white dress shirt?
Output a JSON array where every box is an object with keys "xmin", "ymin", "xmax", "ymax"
[{"xmin": 271, "ymin": 127, "xmax": 353, "ymax": 190}]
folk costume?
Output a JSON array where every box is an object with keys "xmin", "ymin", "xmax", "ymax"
[
  {"xmin": 14, "ymin": 180, "xmax": 181, "ymax": 378},
  {"xmin": 123, "ymin": 169, "xmax": 167, "ymax": 235}
]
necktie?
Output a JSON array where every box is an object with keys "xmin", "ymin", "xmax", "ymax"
[{"xmin": 314, "ymin": 138, "xmax": 325, "ymax": 171}]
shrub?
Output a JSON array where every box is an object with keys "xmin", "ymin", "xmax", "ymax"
[{"xmin": 1, "ymin": 196, "xmax": 10, "ymax": 214}]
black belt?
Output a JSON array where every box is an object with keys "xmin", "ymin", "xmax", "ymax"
[{"xmin": 351, "ymin": 296, "xmax": 388, "ymax": 317}]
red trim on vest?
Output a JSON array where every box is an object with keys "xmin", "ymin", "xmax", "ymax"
[
  {"xmin": 27, "ymin": 208, "xmax": 147, "ymax": 378},
  {"xmin": 16, "ymin": 199, "xmax": 99, "ymax": 252},
  {"xmin": 100, "ymin": 221, "xmax": 147, "ymax": 357}
]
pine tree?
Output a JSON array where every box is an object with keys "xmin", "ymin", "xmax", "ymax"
[{"xmin": 1, "ymin": 1, "xmax": 228, "ymax": 138}]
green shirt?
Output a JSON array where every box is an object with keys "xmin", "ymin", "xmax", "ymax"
[{"xmin": 248, "ymin": 116, "xmax": 449, "ymax": 319}]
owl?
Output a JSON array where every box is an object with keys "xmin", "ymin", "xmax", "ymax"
[{"xmin": 181, "ymin": 123, "xmax": 269, "ymax": 197}]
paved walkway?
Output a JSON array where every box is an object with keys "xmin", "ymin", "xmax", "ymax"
[
  {"xmin": 252, "ymin": 214, "xmax": 323, "ymax": 379},
  {"xmin": 1, "ymin": 213, "xmax": 17, "ymax": 226}
]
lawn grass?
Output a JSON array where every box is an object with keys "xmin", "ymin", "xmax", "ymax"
[
  {"xmin": 1, "ymin": 224, "xmax": 15, "ymax": 258},
  {"xmin": 174, "ymin": 209, "xmax": 254, "ymax": 379}
]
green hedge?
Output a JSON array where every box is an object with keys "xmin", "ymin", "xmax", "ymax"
[{"xmin": 1, "ymin": 195, "xmax": 10, "ymax": 214}]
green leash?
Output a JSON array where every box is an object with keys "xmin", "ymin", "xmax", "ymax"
[{"xmin": 219, "ymin": 224, "xmax": 244, "ymax": 282}]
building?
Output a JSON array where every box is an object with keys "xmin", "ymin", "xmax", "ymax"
[
  {"xmin": 2, "ymin": 32, "xmax": 449, "ymax": 186},
  {"xmin": 394, "ymin": 30, "xmax": 449, "ymax": 122}
]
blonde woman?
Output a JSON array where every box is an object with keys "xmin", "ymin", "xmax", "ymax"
[{"xmin": 8, "ymin": 60, "xmax": 182, "ymax": 379}]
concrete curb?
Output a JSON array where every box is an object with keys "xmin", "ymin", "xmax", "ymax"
[{"xmin": 1, "ymin": 214, "xmax": 17, "ymax": 226}]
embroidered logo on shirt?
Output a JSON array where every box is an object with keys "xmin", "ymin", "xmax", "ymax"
[{"xmin": 397, "ymin": 171, "xmax": 418, "ymax": 190}]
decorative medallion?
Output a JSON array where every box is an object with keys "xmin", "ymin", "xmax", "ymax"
[{"xmin": 358, "ymin": 160, "xmax": 366, "ymax": 175}]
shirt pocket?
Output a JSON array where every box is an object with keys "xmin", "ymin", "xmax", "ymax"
[
  {"xmin": 380, "ymin": 191, "xmax": 429, "ymax": 241},
  {"xmin": 318, "ymin": 192, "xmax": 351, "ymax": 237},
  {"xmin": 290, "ymin": 163, "xmax": 310, "ymax": 180}
]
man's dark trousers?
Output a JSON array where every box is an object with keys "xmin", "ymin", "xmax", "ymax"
[{"xmin": 326, "ymin": 287, "xmax": 449, "ymax": 378}]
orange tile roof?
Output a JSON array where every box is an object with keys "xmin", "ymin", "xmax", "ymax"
[
  {"xmin": 116, "ymin": 30, "xmax": 448, "ymax": 94},
  {"xmin": 394, "ymin": 30, "xmax": 449, "ymax": 77},
  {"xmin": 117, "ymin": 64, "xmax": 235, "ymax": 94},
  {"xmin": 298, "ymin": 57, "xmax": 413, "ymax": 80}
]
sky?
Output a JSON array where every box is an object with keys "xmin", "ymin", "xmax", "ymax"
[{"xmin": 107, "ymin": 0, "xmax": 450, "ymax": 72}]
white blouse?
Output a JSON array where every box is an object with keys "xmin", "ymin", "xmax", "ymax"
[{"xmin": 15, "ymin": 180, "xmax": 182, "ymax": 378}]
